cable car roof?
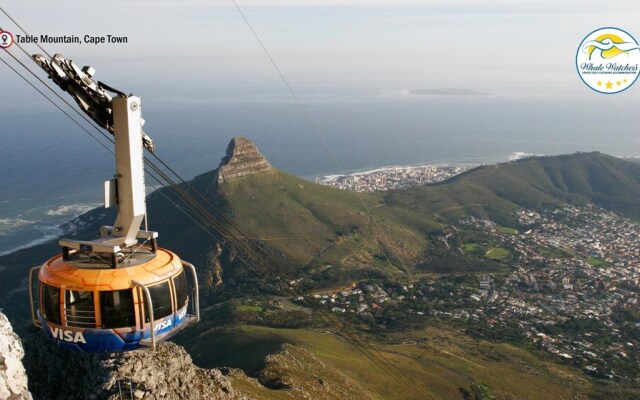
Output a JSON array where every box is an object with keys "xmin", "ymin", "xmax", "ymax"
[{"xmin": 39, "ymin": 248, "xmax": 183, "ymax": 291}]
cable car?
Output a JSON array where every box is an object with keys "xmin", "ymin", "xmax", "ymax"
[
  {"xmin": 28, "ymin": 55, "xmax": 199, "ymax": 352},
  {"xmin": 29, "ymin": 247, "xmax": 199, "ymax": 352}
]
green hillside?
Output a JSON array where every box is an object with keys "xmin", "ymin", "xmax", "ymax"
[
  {"xmin": 3, "ymin": 152, "xmax": 640, "ymax": 321},
  {"xmin": 3, "ymin": 151, "xmax": 640, "ymax": 399},
  {"xmin": 389, "ymin": 152, "xmax": 640, "ymax": 223},
  {"xmin": 212, "ymin": 170, "xmax": 444, "ymax": 271},
  {"xmin": 178, "ymin": 323, "xmax": 602, "ymax": 400},
  {"xmin": 176, "ymin": 152, "xmax": 640, "ymax": 281},
  {"xmin": 5, "ymin": 152, "xmax": 638, "ymax": 296}
]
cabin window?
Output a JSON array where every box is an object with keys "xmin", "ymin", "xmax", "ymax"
[
  {"xmin": 147, "ymin": 281, "xmax": 172, "ymax": 321},
  {"xmin": 100, "ymin": 290, "xmax": 135, "ymax": 328},
  {"xmin": 65, "ymin": 290, "xmax": 96, "ymax": 328},
  {"xmin": 173, "ymin": 272, "xmax": 188, "ymax": 310},
  {"xmin": 41, "ymin": 284, "xmax": 61, "ymax": 325}
]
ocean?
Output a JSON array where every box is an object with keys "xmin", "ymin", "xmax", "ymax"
[{"xmin": 2, "ymin": 94, "xmax": 640, "ymax": 256}]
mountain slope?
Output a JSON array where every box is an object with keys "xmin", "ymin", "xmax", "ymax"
[
  {"xmin": 3, "ymin": 144, "xmax": 640, "ymax": 399},
  {"xmin": 206, "ymin": 151, "xmax": 640, "ymax": 277},
  {"xmin": 388, "ymin": 152, "xmax": 640, "ymax": 223},
  {"xmin": 4, "ymin": 149, "xmax": 640, "ymax": 317},
  {"xmin": 144, "ymin": 137, "xmax": 443, "ymax": 279}
]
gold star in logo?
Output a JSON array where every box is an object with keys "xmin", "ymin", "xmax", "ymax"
[
  {"xmin": 624, "ymin": 79, "xmax": 628, "ymax": 83},
  {"xmin": 606, "ymin": 81, "xmax": 613, "ymax": 89},
  {"xmin": 597, "ymin": 80, "xmax": 602, "ymax": 86},
  {"xmin": 617, "ymin": 80, "xmax": 622, "ymax": 86}
]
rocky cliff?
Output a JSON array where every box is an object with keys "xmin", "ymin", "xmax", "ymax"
[
  {"xmin": 0, "ymin": 312, "xmax": 32, "ymax": 399},
  {"xmin": 216, "ymin": 137, "xmax": 272, "ymax": 184},
  {"xmin": 24, "ymin": 334, "xmax": 242, "ymax": 400},
  {"xmin": 21, "ymin": 330, "xmax": 369, "ymax": 400}
]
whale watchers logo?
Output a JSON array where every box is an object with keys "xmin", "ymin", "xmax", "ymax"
[{"xmin": 576, "ymin": 27, "xmax": 640, "ymax": 94}]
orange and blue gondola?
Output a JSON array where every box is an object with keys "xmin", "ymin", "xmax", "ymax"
[{"xmin": 29, "ymin": 247, "xmax": 199, "ymax": 352}]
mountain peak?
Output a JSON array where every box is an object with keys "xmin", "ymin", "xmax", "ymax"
[{"xmin": 216, "ymin": 137, "xmax": 272, "ymax": 184}]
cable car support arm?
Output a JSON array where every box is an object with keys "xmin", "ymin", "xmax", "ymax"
[{"xmin": 32, "ymin": 53, "xmax": 157, "ymax": 267}]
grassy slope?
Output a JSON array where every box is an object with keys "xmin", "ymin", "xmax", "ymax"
[
  {"xmin": 201, "ymin": 152, "xmax": 640, "ymax": 275},
  {"xmin": 215, "ymin": 170, "xmax": 441, "ymax": 271},
  {"xmin": 4, "ymin": 152, "xmax": 640, "ymax": 398},
  {"xmin": 173, "ymin": 152, "xmax": 640, "ymax": 399},
  {"xmin": 222, "ymin": 343, "xmax": 376, "ymax": 400},
  {"xmin": 3, "ymin": 153, "xmax": 640, "ymax": 322},
  {"xmin": 389, "ymin": 152, "xmax": 640, "ymax": 222},
  {"xmin": 180, "ymin": 324, "xmax": 598, "ymax": 400}
]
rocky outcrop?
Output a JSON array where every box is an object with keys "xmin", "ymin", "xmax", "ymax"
[
  {"xmin": 0, "ymin": 312, "xmax": 32, "ymax": 399},
  {"xmin": 23, "ymin": 333, "xmax": 244, "ymax": 400},
  {"xmin": 216, "ymin": 137, "xmax": 272, "ymax": 184},
  {"xmin": 22, "ymin": 329, "xmax": 371, "ymax": 400},
  {"xmin": 203, "ymin": 243, "xmax": 224, "ymax": 288}
]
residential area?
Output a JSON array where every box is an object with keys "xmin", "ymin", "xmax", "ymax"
[
  {"xmin": 318, "ymin": 164, "xmax": 475, "ymax": 192},
  {"xmin": 298, "ymin": 205, "xmax": 640, "ymax": 382}
]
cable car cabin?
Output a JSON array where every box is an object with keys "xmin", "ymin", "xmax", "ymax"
[
  {"xmin": 19, "ymin": 64, "xmax": 201, "ymax": 353},
  {"xmin": 28, "ymin": 246, "xmax": 199, "ymax": 352}
]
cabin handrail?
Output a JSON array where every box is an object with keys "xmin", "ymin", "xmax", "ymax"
[
  {"xmin": 132, "ymin": 280, "xmax": 156, "ymax": 350},
  {"xmin": 28, "ymin": 266, "xmax": 42, "ymax": 328},
  {"xmin": 181, "ymin": 261, "xmax": 200, "ymax": 323}
]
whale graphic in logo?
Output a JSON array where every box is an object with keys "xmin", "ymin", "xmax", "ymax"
[{"xmin": 582, "ymin": 34, "xmax": 640, "ymax": 60}]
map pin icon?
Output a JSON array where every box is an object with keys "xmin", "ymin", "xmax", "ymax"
[{"xmin": 1, "ymin": 34, "xmax": 7, "ymax": 44}]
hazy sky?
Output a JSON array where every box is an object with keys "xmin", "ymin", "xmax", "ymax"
[
  {"xmin": 2, "ymin": 1, "xmax": 640, "ymax": 244},
  {"xmin": 2, "ymin": 0, "xmax": 640, "ymax": 108},
  {"xmin": 2, "ymin": 0, "xmax": 640, "ymax": 180}
]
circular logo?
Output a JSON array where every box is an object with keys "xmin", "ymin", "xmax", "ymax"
[
  {"xmin": 576, "ymin": 27, "xmax": 640, "ymax": 94},
  {"xmin": 0, "ymin": 30, "xmax": 14, "ymax": 49}
]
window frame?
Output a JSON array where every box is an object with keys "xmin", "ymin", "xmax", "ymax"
[
  {"xmin": 145, "ymin": 279, "xmax": 174, "ymax": 322},
  {"xmin": 172, "ymin": 271, "xmax": 189, "ymax": 311},
  {"xmin": 64, "ymin": 289, "xmax": 97, "ymax": 328},
  {"xmin": 99, "ymin": 289, "xmax": 136, "ymax": 329},
  {"xmin": 40, "ymin": 284, "xmax": 62, "ymax": 325}
]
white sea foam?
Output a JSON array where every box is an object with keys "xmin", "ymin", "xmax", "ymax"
[
  {"xmin": 0, "ymin": 202, "xmax": 100, "ymax": 256},
  {"xmin": 508, "ymin": 152, "xmax": 543, "ymax": 162},
  {"xmin": 45, "ymin": 203, "xmax": 100, "ymax": 217},
  {"xmin": 0, "ymin": 230, "xmax": 62, "ymax": 257},
  {"xmin": 319, "ymin": 174, "xmax": 344, "ymax": 183},
  {"xmin": 0, "ymin": 218, "xmax": 34, "ymax": 235}
]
